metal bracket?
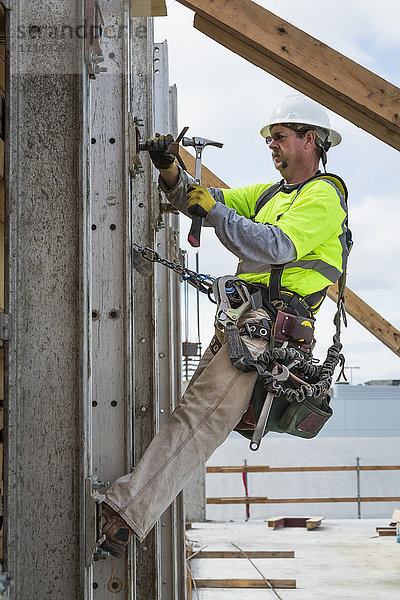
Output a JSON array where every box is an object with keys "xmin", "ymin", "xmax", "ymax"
[
  {"xmin": 0, "ymin": 313, "xmax": 11, "ymax": 341},
  {"xmin": 160, "ymin": 202, "xmax": 179, "ymax": 215},
  {"xmin": 84, "ymin": 0, "xmax": 107, "ymax": 79},
  {"xmin": 85, "ymin": 475, "xmax": 109, "ymax": 566},
  {"xmin": 129, "ymin": 114, "xmax": 145, "ymax": 177}
]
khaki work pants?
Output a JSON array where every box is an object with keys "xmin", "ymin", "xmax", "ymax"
[{"xmin": 105, "ymin": 308, "xmax": 269, "ymax": 541}]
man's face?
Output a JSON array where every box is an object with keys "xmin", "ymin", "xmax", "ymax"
[{"xmin": 268, "ymin": 125, "xmax": 309, "ymax": 174}]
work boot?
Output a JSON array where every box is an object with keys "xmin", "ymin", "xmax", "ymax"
[{"xmin": 100, "ymin": 502, "xmax": 133, "ymax": 558}]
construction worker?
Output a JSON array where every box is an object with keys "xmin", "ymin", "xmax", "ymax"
[{"xmin": 100, "ymin": 94, "xmax": 349, "ymax": 557}]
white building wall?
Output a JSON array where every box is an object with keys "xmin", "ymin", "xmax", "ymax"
[{"xmin": 322, "ymin": 384, "xmax": 400, "ymax": 437}]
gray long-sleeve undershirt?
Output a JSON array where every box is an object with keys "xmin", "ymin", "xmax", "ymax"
[{"xmin": 159, "ymin": 166, "xmax": 296, "ymax": 273}]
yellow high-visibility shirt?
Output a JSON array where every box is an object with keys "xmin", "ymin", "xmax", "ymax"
[{"xmin": 222, "ymin": 175, "xmax": 349, "ymax": 298}]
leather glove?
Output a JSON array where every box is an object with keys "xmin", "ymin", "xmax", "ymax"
[
  {"xmin": 144, "ymin": 133, "xmax": 175, "ymax": 170},
  {"xmin": 186, "ymin": 184, "xmax": 216, "ymax": 218}
]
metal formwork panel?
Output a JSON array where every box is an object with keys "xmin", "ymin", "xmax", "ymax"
[
  {"xmin": 130, "ymin": 31, "xmax": 185, "ymax": 600},
  {"xmin": 129, "ymin": 16, "xmax": 160, "ymax": 600},
  {"xmin": 88, "ymin": 0, "xmax": 133, "ymax": 597},
  {"xmin": 153, "ymin": 42, "xmax": 185, "ymax": 600}
]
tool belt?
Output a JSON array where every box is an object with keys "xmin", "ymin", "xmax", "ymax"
[
  {"xmin": 210, "ymin": 275, "xmax": 344, "ymax": 448},
  {"xmin": 235, "ymin": 367, "xmax": 333, "ymax": 441}
]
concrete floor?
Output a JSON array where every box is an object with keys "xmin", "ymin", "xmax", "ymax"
[{"xmin": 188, "ymin": 519, "xmax": 400, "ymax": 599}]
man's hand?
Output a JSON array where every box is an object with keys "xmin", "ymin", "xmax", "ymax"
[
  {"xmin": 186, "ymin": 184, "xmax": 216, "ymax": 218},
  {"xmin": 144, "ymin": 133, "xmax": 175, "ymax": 170}
]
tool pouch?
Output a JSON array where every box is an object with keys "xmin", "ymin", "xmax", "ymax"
[
  {"xmin": 274, "ymin": 393, "xmax": 333, "ymax": 438},
  {"xmin": 273, "ymin": 310, "xmax": 315, "ymax": 354},
  {"xmin": 235, "ymin": 379, "xmax": 332, "ymax": 440}
]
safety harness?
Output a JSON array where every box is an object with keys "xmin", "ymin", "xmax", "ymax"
[
  {"xmin": 249, "ymin": 170, "xmax": 349, "ymax": 316},
  {"xmin": 209, "ymin": 172, "xmax": 352, "ymax": 449}
]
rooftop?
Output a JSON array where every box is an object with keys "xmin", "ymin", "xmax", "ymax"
[{"xmin": 188, "ymin": 519, "xmax": 399, "ymax": 599}]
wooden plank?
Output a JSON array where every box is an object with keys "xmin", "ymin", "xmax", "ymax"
[
  {"xmin": 176, "ymin": 0, "xmax": 400, "ymax": 150},
  {"xmin": 328, "ymin": 282, "xmax": 400, "ymax": 357},
  {"xmin": 194, "ymin": 550, "xmax": 295, "ymax": 559},
  {"xmin": 195, "ymin": 578, "xmax": 296, "ymax": 589},
  {"xmin": 0, "ymin": 180, "xmax": 4, "ymax": 222},
  {"xmin": 0, "ymin": 140, "xmax": 4, "ymax": 180},
  {"xmin": 266, "ymin": 516, "xmax": 323, "ymax": 530},
  {"xmin": 267, "ymin": 517, "xmax": 287, "ymax": 530},
  {"xmin": 376, "ymin": 528, "xmax": 396, "ymax": 537},
  {"xmin": 179, "ymin": 146, "xmax": 229, "ymax": 189},
  {"xmin": 131, "ymin": 0, "xmax": 167, "ymax": 16},
  {"xmin": 306, "ymin": 518, "xmax": 323, "ymax": 530},
  {"xmin": 207, "ymin": 496, "xmax": 400, "ymax": 504},
  {"xmin": 207, "ymin": 465, "xmax": 400, "ymax": 473}
]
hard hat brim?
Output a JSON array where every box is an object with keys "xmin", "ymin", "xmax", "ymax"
[{"xmin": 260, "ymin": 122, "xmax": 342, "ymax": 147}]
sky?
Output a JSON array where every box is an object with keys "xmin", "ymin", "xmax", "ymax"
[{"xmin": 154, "ymin": 0, "xmax": 400, "ymax": 386}]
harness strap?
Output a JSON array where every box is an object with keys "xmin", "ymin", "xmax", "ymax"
[
  {"xmin": 269, "ymin": 264, "xmax": 284, "ymax": 303},
  {"xmin": 250, "ymin": 182, "xmax": 282, "ymax": 220},
  {"xmin": 225, "ymin": 322, "xmax": 266, "ymax": 374},
  {"xmin": 259, "ymin": 277, "xmax": 325, "ymax": 319}
]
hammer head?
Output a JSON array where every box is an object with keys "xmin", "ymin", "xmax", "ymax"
[{"xmin": 182, "ymin": 136, "xmax": 223, "ymax": 149}]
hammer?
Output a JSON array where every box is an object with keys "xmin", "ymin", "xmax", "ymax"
[{"xmin": 182, "ymin": 136, "xmax": 223, "ymax": 247}]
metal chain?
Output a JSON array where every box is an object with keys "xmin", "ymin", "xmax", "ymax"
[{"xmin": 132, "ymin": 242, "xmax": 215, "ymax": 294}]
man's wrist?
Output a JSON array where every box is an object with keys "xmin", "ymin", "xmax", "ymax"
[
  {"xmin": 159, "ymin": 163, "xmax": 179, "ymax": 189},
  {"xmin": 159, "ymin": 161, "xmax": 176, "ymax": 173}
]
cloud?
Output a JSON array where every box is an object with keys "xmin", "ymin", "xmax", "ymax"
[{"xmin": 348, "ymin": 194, "xmax": 400, "ymax": 292}]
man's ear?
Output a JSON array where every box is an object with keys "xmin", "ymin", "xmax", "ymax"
[{"xmin": 306, "ymin": 130, "xmax": 316, "ymax": 147}]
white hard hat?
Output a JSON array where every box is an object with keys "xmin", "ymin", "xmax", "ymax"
[{"xmin": 260, "ymin": 94, "xmax": 341, "ymax": 147}]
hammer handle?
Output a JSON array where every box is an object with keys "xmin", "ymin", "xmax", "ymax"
[{"xmin": 188, "ymin": 214, "xmax": 202, "ymax": 247}]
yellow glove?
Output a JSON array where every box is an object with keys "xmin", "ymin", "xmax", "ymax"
[{"xmin": 186, "ymin": 184, "xmax": 216, "ymax": 218}]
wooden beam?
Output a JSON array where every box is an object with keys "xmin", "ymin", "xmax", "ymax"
[
  {"xmin": 193, "ymin": 550, "xmax": 295, "ymax": 559},
  {"xmin": 194, "ymin": 15, "xmax": 400, "ymax": 151},
  {"xmin": 207, "ymin": 496, "xmax": 400, "ymax": 504},
  {"xmin": 182, "ymin": 152, "xmax": 400, "ymax": 357},
  {"xmin": 195, "ymin": 578, "xmax": 296, "ymax": 589},
  {"xmin": 131, "ymin": 0, "xmax": 167, "ymax": 17},
  {"xmin": 207, "ymin": 465, "xmax": 400, "ymax": 473},
  {"xmin": 328, "ymin": 282, "xmax": 400, "ymax": 357},
  {"xmin": 176, "ymin": 0, "xmax": 400, "ymax": 151}
]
